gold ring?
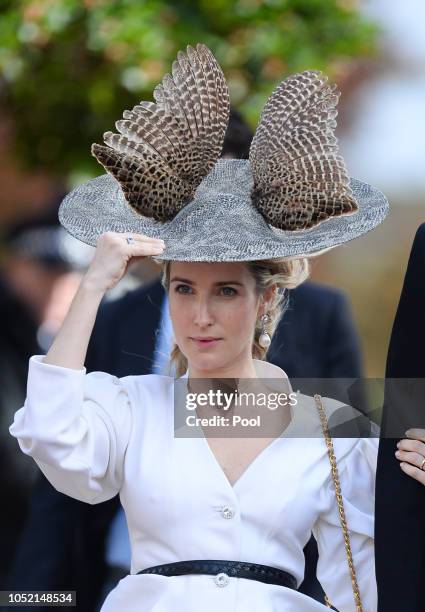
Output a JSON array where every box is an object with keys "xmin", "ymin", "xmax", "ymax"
[{"xmin": 420, "ymin": 457, "xmax": 425, "ymax": 471}]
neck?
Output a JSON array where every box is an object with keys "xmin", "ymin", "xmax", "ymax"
[{"xmin": 188, "ymin": 354, "xmax": 258, "ymax": 380}]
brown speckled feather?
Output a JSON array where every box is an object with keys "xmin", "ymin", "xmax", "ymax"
[
  {"xmin": 249, "ymin": 70, "xmax": 358, "ymax": 231},
  {"xmin": 91, "ymin": 43, "xmax": 229, "ymax": 221}
]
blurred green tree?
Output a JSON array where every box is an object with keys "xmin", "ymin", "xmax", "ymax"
[{"xmin": 0, "ymin": 0, "xmax": 379, "ymax": 181}]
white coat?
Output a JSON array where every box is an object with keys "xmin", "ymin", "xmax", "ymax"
[{"xmin": 9, "ymin": 355, "xmax": 377, "ymax": 611}]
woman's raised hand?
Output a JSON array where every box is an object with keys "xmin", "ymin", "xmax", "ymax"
[
  {"xmin": 43, "ymin": 231, "xmax": 165, "ymax": 370},
  {"xmin": 83, "ymin": 231, "xmax": 165, "ymax": 293}
]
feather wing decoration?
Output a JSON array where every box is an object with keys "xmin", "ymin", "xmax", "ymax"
[
  {"xmin": 91, "ymin": 43, "xmax": 230, "ymax": 221},
  {"xmin": 249, "ymin": 70, "xmax": 358, "ymax": 231}
]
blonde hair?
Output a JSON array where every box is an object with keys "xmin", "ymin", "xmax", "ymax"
[{"xmin": 157, "ymin": 258, "xmax": 310, "ymax": 377}]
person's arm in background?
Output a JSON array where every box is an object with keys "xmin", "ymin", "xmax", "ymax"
[
  {"xmin": 322, "ymin": 289, "xmax": 363, "ymax": 379},
  {"xmin": 376, "ymin": 223, "xmax": 425, "ymax": 612}
]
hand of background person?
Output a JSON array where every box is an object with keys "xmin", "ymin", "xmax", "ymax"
[{"xmin": 395, "ymin": 429, "xmax": 425, "ymax": 484}]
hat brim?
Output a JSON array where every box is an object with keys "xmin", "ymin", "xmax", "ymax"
[{"xmin": 58, "ymin": 159, "xmax": 389, "ymax": 262}]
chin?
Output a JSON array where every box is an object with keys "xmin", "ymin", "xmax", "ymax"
[
  {"xmin": 186, "ymin": 351, "xmax": 224, "ymax": 374},
  {"xmin": 190, "ymin": 354, "xmax": 220, "ymax": 370}
]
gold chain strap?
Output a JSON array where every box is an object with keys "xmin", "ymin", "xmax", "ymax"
[{"xmin": 313, "ymin": 394, "xmax": 363, "ymax": 612}]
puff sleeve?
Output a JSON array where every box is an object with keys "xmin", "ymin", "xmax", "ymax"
[
  {"xmin": 312, "ymin": 437, "xmax": 378, "ymax": 612},
  {"xmin": 9, "ymin": 355, "xmax": 133, "ymax": 505}
]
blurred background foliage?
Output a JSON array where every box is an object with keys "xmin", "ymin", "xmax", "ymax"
[{"xmin": 0, "ymin": 0, "xmax": 379, "ymax": 181}]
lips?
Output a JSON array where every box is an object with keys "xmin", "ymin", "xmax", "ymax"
[{"xmin": 190, "ymin": 337, "xmax": 222, "ymax": 347}]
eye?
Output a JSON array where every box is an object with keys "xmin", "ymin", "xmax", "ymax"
[
  {"xmin": 220, "ymin": 286, "xmax": 237, "ymax": 296},
  {"xmin": 175, "ymin": 284, "xmax": 192, "ymax": 294}
]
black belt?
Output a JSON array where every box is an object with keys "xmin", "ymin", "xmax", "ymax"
[{"xmin": 136, "ymin": 560, "xmax": 297, "ymax": 589}]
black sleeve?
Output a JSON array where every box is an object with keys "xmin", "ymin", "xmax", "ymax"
[{"xmin": 376, "ymin": 223, "xmax": 425, "ymax": 612}]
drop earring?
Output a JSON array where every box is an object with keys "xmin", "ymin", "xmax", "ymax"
[{"xmin": 258, "ymin": 313, "xmax": 271, "ymax": 349}]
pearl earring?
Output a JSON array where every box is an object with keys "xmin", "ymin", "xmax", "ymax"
[{"xmin": 259, "ymin": 313, "xmax": 271, "ymax": 349}]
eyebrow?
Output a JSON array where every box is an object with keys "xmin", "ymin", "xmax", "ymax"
[{"xmin": 170, "ymin": 277, "xmax": 244, "ymax": 287}]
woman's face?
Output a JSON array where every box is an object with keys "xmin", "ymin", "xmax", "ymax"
[{"xmin": 168, "ymin": 261, "xmax": 263, "ymax": 375}]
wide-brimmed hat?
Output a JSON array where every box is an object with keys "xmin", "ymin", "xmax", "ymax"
[{"xmin": 58, "ymin": 43, "xmax": 389, "ymax": 262}]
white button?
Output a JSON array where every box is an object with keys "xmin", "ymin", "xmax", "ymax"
[
  {"xmin": 221, "ymin": 505, "xmax": 235, "ymax": 519},
  {"xmin": 214, "ymin": 572, "xmax": 229, "ymax": 587}
]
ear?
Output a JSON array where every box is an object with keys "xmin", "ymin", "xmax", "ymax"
[{"xmin": 258, "ymin": 283, "xmax": 278, "ymax": 316}]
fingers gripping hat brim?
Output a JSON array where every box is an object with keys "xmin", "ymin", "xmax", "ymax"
[{"xmin": 58, "ymin": 159, "xmax": 389, "ymax": 262}]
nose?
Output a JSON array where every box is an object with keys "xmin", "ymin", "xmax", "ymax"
[{"xmin": 193, "ymin": 295, "xmax": 215, "ymax": 328}]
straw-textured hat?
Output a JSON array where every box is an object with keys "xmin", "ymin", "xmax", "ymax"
[{"xmin": 58, "ymin": 43, "xmax": 388, "ymax": 261}]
